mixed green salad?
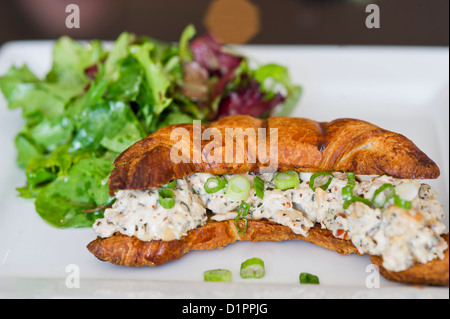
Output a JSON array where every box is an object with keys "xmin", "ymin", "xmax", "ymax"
[{"xmin": 0, "ymin": 25, "xmax": 301, "ymax": 228}]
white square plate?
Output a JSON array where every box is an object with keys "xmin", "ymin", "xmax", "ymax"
[{"xmin": 0, "ymin": 41, "xmax": 448, "ymax": 299}]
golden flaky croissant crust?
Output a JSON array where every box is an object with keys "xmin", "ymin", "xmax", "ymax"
[
  {"xmin": 87, "ymin": 221, "xmax": 360, "ymax": 267},
  {"xmin": 88, "ymin": 115, "xmax": 448, "ymax": 286},
  {"xmin": 371, "ymin": 233, "xmax": 449, "ymax": 286},
  {"xmin": 109, "ymin": 116, "xmax": 440, "ymax": 195},
  {"xmin": 87, "ymin": 221, "xmax": 449, "ymax": 286}
]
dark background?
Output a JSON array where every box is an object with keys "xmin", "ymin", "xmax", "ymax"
[{"xmin": 0, "ymin": 0, "xmax": 448, "ymax": 46}]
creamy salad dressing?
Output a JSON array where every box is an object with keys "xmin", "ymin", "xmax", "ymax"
[{"xmin": 93, "ymin": 172, "xmax": 447, "ymax": 272}]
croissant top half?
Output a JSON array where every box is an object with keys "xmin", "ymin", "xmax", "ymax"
[{"xmin": 109, "ymin": 115, "xmax": 440, "ymax": 194}]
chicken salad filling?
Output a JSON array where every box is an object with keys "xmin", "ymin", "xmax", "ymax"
[{"xmin": 93, "ymin": 171, "xmax": 448, "ymax": 272}]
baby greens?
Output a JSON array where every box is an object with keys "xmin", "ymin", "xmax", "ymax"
[{"xmin": 0, "ymin": 25, "xmax": 301, "ymax": 228}]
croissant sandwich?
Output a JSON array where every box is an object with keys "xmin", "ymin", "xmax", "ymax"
[{"xmin": 87, "ymin": 115, "xmax": 449, "ymax": 286}]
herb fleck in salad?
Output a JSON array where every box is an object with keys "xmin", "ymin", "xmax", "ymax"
[{"xmin": 0, "ymin": 25, "xmax": 301, "ymax": 228}]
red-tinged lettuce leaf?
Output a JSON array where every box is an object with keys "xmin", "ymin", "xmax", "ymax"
[
  {"xmin": 183, "ymin": 33, "xmax": 245, "ymax": 118},
  {"xmin": 181, "ymin": 61, "xmax": 210, "ymax": 102},
  {"xmin": 187, "ymin": 33, "xmax": 297, "ymax": 120},
  {"xmin": 85, "ymin": 64, "xmax": 99, "ymax": 80},
  {"xmin": 218, "ymin": 79, "xmax": 285, "ymax": 119},
  {"xmin": 190, "ymin": 34, "xmax": 243, "ymax": 77}
]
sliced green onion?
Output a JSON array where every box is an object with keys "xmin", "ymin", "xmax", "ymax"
[
  {"xmin": 309, "ymin": 172, "xmax": 334, "ymax": 191},
  {"xmin": 161, "ymin": 179, "xmax": 177, "ymax": 189},
  {"xmin": 343, "ymin": 195, "xmax": 372, "ymax": 210},
  {"xmin": 346, "ymin": 172, "xmax": 356, "ymax": 188},
  {"xmin": 158, "ymin": 189, "xmax": 175, "ymax": 209},
  {"xmin": 342, "ymin": 173, "xmax": 356, "ymax": 201},
  {"xmin": 372, "ymin": 183, "xmax": 395, "ymax": 208},
  {"xmin": 254, "ymin": 176, "xmax": 265, "ymax": 199},
  {"xmin": 240, "ymin": 258, "xmax": 265, "ymax": 279},
  {"xmin": 226, "ymin": 176, "xmax": 251, "ymax": 201},
  {"xmin": 235, "ymin": 202, "xmax": 250, "ymax": 235},
  {"xmin": 299, "ymin": 272, "xmax": 320, "ymax": 284},
  {"xmin": 274, "ymin": 171, "xmax": 300, "ymax": 190},
  {"xmin": 342, "ymin": 186, "xmax": 354, "ymax": 201},
  {"xmin": 394, "ymin": 195, "xmax": 412, "ymax": 210},
  {"xmin": 203, "ymin": 269, "xmax": 232, "ymax": 282},
  {"xmin": 204, "ymin": 176, "xmax": 228, "ymax": 194}
]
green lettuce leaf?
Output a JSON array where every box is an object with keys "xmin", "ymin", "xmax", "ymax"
[
  {"xmin": 0, "ymin": 65, "xmax": 84, "ymax": 120},
  {"xmin": 35, "ymin": 158, "xmax": 113, "ymax": 228},
  {"xmin": 46, "ymin": 36, "xmax": 105, "ymax": 84},
  {"xmin": 130, "ymin": 42, "xmax": 173, "ymax": 115},
  {"xmin": 70, "ymin": 100, "xmax": 145, "ymax": 153},
  {"xmin": 0, "ymin": 27, "xmax": 301, "ymax": 228}
]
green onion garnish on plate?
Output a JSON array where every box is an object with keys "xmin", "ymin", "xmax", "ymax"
[
  {"xmin": 203, "ymin": 269, "xmax": 232, "ymax": 282},
  {"xmin": 299, "ymin": 272, "xmax": 320, "ymax": 284},
  {"xmin": 240, "ymin": 257, "xmax": 265, "ymax": 279}
]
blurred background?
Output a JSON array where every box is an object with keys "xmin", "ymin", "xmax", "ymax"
[{"xmin": 0, "ymin": 0, "xmax": 448, "ymax": 46}]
